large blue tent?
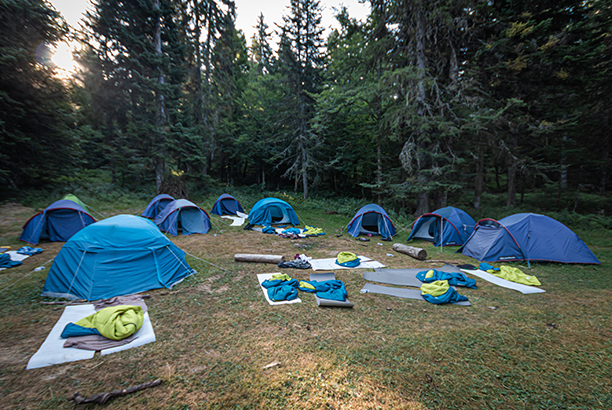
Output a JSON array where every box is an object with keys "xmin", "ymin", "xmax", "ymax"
[
  {"xmin": 346, "ymin": 204, "xmax": 396, "ymax": 240},
  {"xmin": 407, "ymin": 206, "xmax": 476, "ymax": 246},
  {"xmin": 248, "ymin": 198, "xmax": 299, "ymax": 226},
  {"xmin": 458, "ymin": 213, "xmax": 600, "ymax": 264},
  {"xmin": 20, "ymin": 199, "xmax": 96, "ymax": 245},
  {"xmin": 154, "ymin": 199, "xmax": 211, "ymax": 236},
  {"xmin": 142, "ymin": 194, "xmax": 175, "ymax": 219},
  {"xmin": 210, "ymin": 193, "xmax": 244, "ymax": 216},
  {"xmin": 42, "ymin": 215, "xmax": 194, "ymax": 301}
]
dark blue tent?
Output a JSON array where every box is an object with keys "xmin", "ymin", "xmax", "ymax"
[
  {"xmin": 20, "ymin": 199, "xmax": 96, "ymax": 245},
  {"xmin": 407, "ymin": 206, "xmax": 476, "ymax": 246},
  {"xmin": 210, "ymin": 194, "xmax": 244, "ymax": 216},
  {"xmin": 142, "ymin": 194, "xmax": 175, "ymax": 219},
  {"xmin": 154, "ymin": 199, "xmax": 211, "ymax": 236},
  {"xmin": 458, "ymin": 213, "xmax": 600, "ymax": 264},
  {"xmin": 346, "ymin": 204, "xmax": 396, "ymax": 239},
  {"xmin": 42, "ymin": 215, "xmax": 194, "ymax": 301},
  {"xmin": 248, "ymin": 198, "xmax": 299, "ymax": 226}
]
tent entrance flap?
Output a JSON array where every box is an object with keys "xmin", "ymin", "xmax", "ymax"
[
  {"xmin": 220, "ymin": 199, "xmax": 238, "ymax": 215},
  {"xmin": 270, "ymin": 206, "xmax": 289, "ymax": 223},
  {"xmin": 415, "ymin": 217, "xmax": 436, "ymax": 240},
  {"xmin": 360, "ymin": 213, "xmax": 380, "ymax": 234},
  {"xmin": 180, "ymin": 208, "xmax": 207, "ymax": 235}
]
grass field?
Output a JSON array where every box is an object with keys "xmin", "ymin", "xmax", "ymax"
[{"xmin": 0, "ymin": 193, "xmax": 611, "ymax": 409}]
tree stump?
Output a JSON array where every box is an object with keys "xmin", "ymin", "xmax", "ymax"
[{"xmin": 392, "ymin": 243, "xmax": 427, "ymax": 260}]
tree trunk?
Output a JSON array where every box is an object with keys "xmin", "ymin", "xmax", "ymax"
[
  {"xmin": 415, "ymin": 192, "xmax": 429, "ymax": 216},
  {"xmin": 193, "ymin": 0, "xmax": 202, "ymax": 128},
  {"xmin": 302, "ymin": 143, "xmax": 309, "ymax": 199},
  {"xmin": 201, "ymin": 2, "xmax": 214, "ymax": 177},
  {"xmin": 377, "ymin": 139, "xmax": 382, "ymax": 202},
  {"xmin": 414, "ymin": 5, "xmax": 429, "ymax": 215},
  {"xmin": 154, "ymin": 0, "xmax": 165, "ymax": 194},
  {"xmin": 600, "ymin": 143, "xmax": 609, "ymax": 195},
  {"xmin": 434, "ymin": 191, "xmax": 447, "ymax": 209},
  {"xmin": 507, "ymin": 159, "xmax": 517, "ymax": 207},
  {"xmin": 474, "ymin": 142, "xmax": 484, "ymax": 209}
]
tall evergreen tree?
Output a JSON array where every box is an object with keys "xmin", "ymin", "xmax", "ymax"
[
  {"xmin": 78, "ymin": 0, "xmax": 189, "ymax": 191},
  {"xmin": 277, "ymin": 0, "xmax": 325, "ymax": 198}
]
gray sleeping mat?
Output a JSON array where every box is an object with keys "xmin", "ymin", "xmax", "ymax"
[
  {"xmin": 360, "ymin": 282, "xmax": 471, "ymax": 306},
  {"xmin": 363, "ymin": 263, "xmax": 462, "ymax": 287},
  {"xmin": 309, "ymin": 272, "xmax": 354, "ymax": 308}
]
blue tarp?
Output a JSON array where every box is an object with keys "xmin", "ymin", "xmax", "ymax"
[
  {"xmin": 42, "ymin": 215, "xmax": 194, "ymax": 301},
  {"xmin": 407, "ymin": 206, "xmax": 476, "ymax": 246},
  {"xmin": 210, "ymin": 194, "xmax": 244, "ymax": 216},
  {"xmin": 142, "ymin": 194, "xmax": 175, "ymax": 219},
  {"xmin": 20, "ymin": 200, "xmax": 96, "ymax": 245},
  {"xmin": 154, "ymin": 199, "xmax": 211, "ymax": 236},
  {"xmin": 458, "ymin": 213, "xmax": 600, "ymax": 264},
  {"xmin": 346, "ymin": 204, "xmax": 396, "ymax": 239},
  {"xmin": 247, "ymin": 198, "xmax": 299, "ymax": 226}
]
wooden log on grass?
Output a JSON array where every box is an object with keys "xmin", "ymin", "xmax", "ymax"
[
  {"xmin": 392, "ymin": 243, "xmax": 427, "ymax": 260},
  {"xmin": 234, "ymin": 254, "xmax": 285, "ymax": 264}
]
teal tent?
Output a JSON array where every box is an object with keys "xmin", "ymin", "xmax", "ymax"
[
  {"xmin": 248, "ymin": 198, "xmax": 299, "ymax": 226},
  {"xmin": 42, "ymin": 215, "xmax": 194, "ymax": 301}
]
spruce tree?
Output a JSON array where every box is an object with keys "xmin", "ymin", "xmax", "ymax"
[{"xmin": 277, "ymin": 0, "xmax": 325, "ymax": 198}]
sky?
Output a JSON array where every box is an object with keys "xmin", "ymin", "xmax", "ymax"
[{"xmin": 48, "ymin": 0, "xmax": 371, "ymax": 45}]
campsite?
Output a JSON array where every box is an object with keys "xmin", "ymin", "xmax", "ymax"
[
  {"xmin": 2, "ymin": 0, "xmax": 612, "ymax": 408},
  {"xmin": 0, "ymin": 188, "xmax": 610, "ymax": 409}
]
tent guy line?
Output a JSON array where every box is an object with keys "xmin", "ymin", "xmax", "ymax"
[{"xmin": 0, "ymin": 258, "xmax": 55, "ymax": 293}]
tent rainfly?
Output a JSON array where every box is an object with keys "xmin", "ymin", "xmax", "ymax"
[
  {"xmin": 42, "ymin": 215, "xmax": 194, "ymax": 300},
  {"xmin": 210, "ymin": 194, "xmax": 245, "ymax": 216},
  {"xmin": 407, "ymin": 206, "xmax": 476, "ymax": 246},
  {"xmin": 142, "ymin": 194, "xmax": 175, "ymax": 219},
  {"xmin": 20, "ymin": 199, "xmax": 96, "ymax": 245},
  {"xmin": 154, "ymin": 199, "xmax": 211, "ymax": 236},
  {"xmin": 62, "ymin": 194, "xmax": 89, "ymax": 212},
  {"xmin": 458, "ymin": 213, "xmax": 600, "ymax": 265},
  {"xmin": 346, "ymin": 204, "xmax": 396, "ymax": 240}
]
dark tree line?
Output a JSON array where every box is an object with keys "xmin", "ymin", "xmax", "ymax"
[{"xmin": 1, "ymin": 0, "xmax": 611, "ymax": 214}]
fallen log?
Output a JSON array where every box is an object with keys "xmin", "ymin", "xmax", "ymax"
[
  {"xmin": 69, "ymin": 379, "xmax": 163, "ymax": 405},
  {"xmin": 392, "ymin": 243, "xmax": 427, "ymax": 260},
  {"xmin": 234, "ymin": 254, "xmax": 285, "ymax": 264}
]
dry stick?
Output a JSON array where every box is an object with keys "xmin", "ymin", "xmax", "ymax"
[
  {"xmin": 340, "ymin": 237, "xmax": 368, "ymax": 247},
  {"xmin": 69, "ymin": 379, "xmax": 163, "ymax": 405},
  {"xmin": 40, "ymin": 300, "xmax": 87, "ymax": 306}
]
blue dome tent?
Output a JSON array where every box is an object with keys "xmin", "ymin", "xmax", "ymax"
[
  {"xmin": 248, "ymin": 198, "xmax": 299, "ymax": 226},
  {"xmin": 42, "ymin": 215, "xmax": 194, "ymax": 301},
  {"xmin": 142, "ymin": 194, "xmax": 175, "ymax": 219},
  {"xmin": 458, "ymin": 213, "xmax": 600, "ymax": 265},
  {"xmin": 20, "ymin": 199, "xmax": 96, "ymax": 245},
  {"xmin": 346, "ymin": 204, "xmax": 396, "ymax": 240},
  {"xmin": 210, "ymin": 194, "xmax": 244, "ymax": 216},
  {"xmin": 154, "ymin": 199, "xmax": 211, "ymax": 236},
  {"xmin": 407, "ymin": 206, "xmax": 476, "ymax": 246}
]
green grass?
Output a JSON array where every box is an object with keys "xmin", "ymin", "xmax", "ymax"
[{"xmin": 0, "ymin": 188, "xmax": 610, "ymax": 409}]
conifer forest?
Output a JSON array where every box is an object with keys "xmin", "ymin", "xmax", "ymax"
[{"xmin": 1, "ymin": 0, "xmax": 611, "ymax": 215}]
